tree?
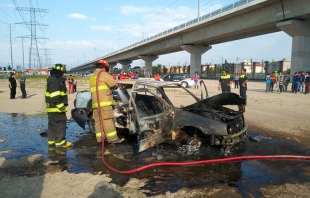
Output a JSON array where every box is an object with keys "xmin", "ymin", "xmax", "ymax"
[
  {"xmin": 8, "ymin": 66, "xmax": 12, "ymax": 70},
  {"xmin": 152, "ymin": 64, "xmax": 161, "ymax": 73},
  {"xmin": 152, "ymin": 64, "xmax": 162, "ymax": 70}
]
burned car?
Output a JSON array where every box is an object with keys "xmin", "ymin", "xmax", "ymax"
[{"xmin": 72, "ymin": 79, "xmax": 247, "ymax": 153}]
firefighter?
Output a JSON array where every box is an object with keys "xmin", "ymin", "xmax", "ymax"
[
  {"xmin": 90, "ymin": 59, "xmax": 124, "ymax": 143},
  {"xmin": 239, "ymin": 68, "xmax": 248, "ymax": 105},
  {"xmin": 45, "ymin": 63, "xmax": 72, "ymax": 148},
  {"xmin": 218, "ymin": 70, "xmax": 233, "ymax": 93}
]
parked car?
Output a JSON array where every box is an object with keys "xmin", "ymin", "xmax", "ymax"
[
  {"xmin": 160, "ymin": 73, "xmax": 194, "ymax": 87},
  {"xmin": 71, "ymin": 79, "xmax": 247, "ymax": 153}
]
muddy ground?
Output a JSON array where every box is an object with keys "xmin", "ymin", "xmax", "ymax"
[{"xmin": 0, "ymin": 78, "xmax": 310, "ymax": 198}]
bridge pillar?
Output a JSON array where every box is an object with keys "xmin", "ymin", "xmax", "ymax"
[
  {"xmin": 108, "ymin": 62, "xmax": 117, "ymax": 73},
  {"xmin": 138, "ymin": 55, "xmax": 159, "ymax": 77},
  {"xmin": 277, "ymin": 20, "xmax": 310, "ymax": 74},
  {"xmin": 118, "ymin": 60, "xmax": 132, "ymax": 73},
  {"xmin": 181, "ymin": 44, "xmax": 212, "ymax": 78}
]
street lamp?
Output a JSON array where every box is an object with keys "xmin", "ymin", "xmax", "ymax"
[
  {"xmin": 215, "ymin": 55, "xmax": 224, "ymax": 70},
  {"xmin": 215, "ymin": 55, "xmax": 223, "ymax": 66},
  {"xmin": 163, "ymin": 61, "xmax": 170, "ymax": 67}
]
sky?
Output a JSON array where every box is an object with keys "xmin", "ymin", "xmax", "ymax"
[{"xmin": 0, "ymin": 0, "xmax": 292, "ymax": 71}]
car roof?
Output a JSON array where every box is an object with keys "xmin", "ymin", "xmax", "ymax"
[{"xmin": 116, "ymin": 79, "xmax": 181, "ymax": 88}]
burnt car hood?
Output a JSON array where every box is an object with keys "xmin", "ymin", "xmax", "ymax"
[{"xmin": 182, "ymin": 93, "xmax": 245, "ymax": 111}]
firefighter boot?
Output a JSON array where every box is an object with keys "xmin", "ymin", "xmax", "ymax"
[
  {"xmin": 109, "ymin": 137, "xmax": 125, "ymax": 144},
  {"xmin": 55, "ymin": 140, "xmax": 72, "ymax": 148}
]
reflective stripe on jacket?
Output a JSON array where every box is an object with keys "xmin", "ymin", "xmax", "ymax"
[
  {"xmin": 45, "ymin": 75, "xmax": 68, "ymax": 113},
  {"xmin": 89, "ymin": 69, "xmax": 116, "ymax": 109},
  {"xmin": 220, "ymin": 74, "xmax": 231, "ymax": 79}
]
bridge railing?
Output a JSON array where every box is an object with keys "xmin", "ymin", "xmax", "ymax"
[{"xmin": 97, "ymin": 0, "xmax": 256, "ymax": 63}]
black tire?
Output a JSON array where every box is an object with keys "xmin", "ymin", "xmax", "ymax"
[{"xmin": 87, "ymin": 114, "xmax": 95, "ymax": 135}]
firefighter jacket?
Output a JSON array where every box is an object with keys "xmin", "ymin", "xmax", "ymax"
[
  {"xmin": 219, "ymin": 74, "xmax": 232, "ymax": 87},
  {"xmin": 45, "ymin": 75, "xmax": 68, "ymax": 113},
  {"xmin": 89, "ymin": 69, "xmax": 116, "ymax": 109}
]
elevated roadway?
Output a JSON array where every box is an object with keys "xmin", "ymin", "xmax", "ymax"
[{"xmin": 70, "ymin": 0, "xmax": 310, "ymax": 77}]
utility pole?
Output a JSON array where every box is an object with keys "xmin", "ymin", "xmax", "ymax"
[
  {"xmin": 9, "ymin": 24, "xmax": 13, "ymax": 70},
  {"xmin": 14, "ymin": 0, "xmax": 49, "ymax": 69}
]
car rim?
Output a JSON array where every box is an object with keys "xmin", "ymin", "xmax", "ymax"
[{"xmin": 181, "ymin": 82, "xmax": 187, "ymax": 87}]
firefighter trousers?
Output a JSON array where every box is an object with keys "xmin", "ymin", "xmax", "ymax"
[
  {"xmin": 47, "ymin": 112, "xmax": 67, "ymax": 143},
  {"xmin": 93, "ymin": 106, "xmax": 118, "ymax": 143}
]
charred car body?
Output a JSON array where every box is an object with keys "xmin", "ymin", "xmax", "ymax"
[{"xmin": 72, "ymin": 80, "xmax": 247, "ymax": 153}]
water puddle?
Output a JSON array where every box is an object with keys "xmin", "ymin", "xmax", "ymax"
[{"xmin": 0, "ymin": 113, "xmax": 310, "ymax": 196}]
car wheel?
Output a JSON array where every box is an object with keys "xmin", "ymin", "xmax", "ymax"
[
  {"xmin": 87, "ymin": 114, "xmax": 95, "ymax": 135},
  {"xmin": 181, "ymin": 81, "xmax": 188, "ymax": 88},
  {"xmin": 187, "ymin": 137, "xmax": 202, "ymax": 148}
]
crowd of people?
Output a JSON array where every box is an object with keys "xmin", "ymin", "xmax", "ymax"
[
  {"xmin": 265, "ymin": 70, "xmax": 310, "ymax": 94},
  {"xmin": 118, "ymin": 71, "xmax": 139, "ymax": 80}
]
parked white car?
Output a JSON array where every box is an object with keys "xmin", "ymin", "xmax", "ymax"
[{"xmin": 160, "ymin": 73, "xmax": 195, "ymax": 87}]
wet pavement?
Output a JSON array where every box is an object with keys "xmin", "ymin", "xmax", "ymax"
[{"xmin": 0, "ymin": 113, "xmax": 310, "ymax": 197}]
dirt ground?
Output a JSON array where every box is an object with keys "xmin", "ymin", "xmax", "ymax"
[{"xmin": 0, "ymin": 77, "xmax": 310, "ymax": 197}]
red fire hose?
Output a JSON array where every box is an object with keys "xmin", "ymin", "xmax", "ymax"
[{"xmin": 95, "ymin": 70, "xmax": 310, "ymax": 175}]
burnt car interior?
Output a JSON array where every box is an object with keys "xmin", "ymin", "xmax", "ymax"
[{"xmin": 135, "ymin": 94, "xmax": 165, "ymax": 117}]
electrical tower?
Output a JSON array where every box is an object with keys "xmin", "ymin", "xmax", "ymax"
[
  {"xmin": 16, "ymin": 36, "xmax": 29, "ymax": 71},
  {"xmin": 14, "ymin": 1, "xmax": 49, "ymax": 69},
  {"xmin": 40, "ymin": 48, "xmax": 51, "ymax": 68}
]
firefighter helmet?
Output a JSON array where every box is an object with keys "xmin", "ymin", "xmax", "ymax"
[
  {"xmin": 52, "ymin": 63, "xmax": 66, "ymax": 73},
  {"xmin": 94, "ymin": 59, "xmax": 109, "ymax": 71}
]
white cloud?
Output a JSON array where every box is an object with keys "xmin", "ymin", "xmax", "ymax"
[
  {"xmin": 90, "ymin": 25, "xmax": 112, "ymax": 31},
  {"xmin": 67, "ymin": 13, "xmax": 88, "ymax": 19},
  {"xmin": 118, "ymin": 6, "xmax": 195, "ymax": 46},
  {"xmin": 120, "ymin": 5, "xmax": 154, "ymax": 15},
  {"xmin": 0, "ymin": 3, "xmax": 15, "ymax": 8},
  {"xmin": 91, "ymin": 18, "xmax": 97, "ymax": 21}
]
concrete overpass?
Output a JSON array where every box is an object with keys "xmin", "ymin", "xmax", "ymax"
[{"xmin": 70, "ymin": 0, "xmax": 310, "ymax": 77}]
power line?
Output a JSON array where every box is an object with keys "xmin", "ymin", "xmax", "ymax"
[{"xmin": 14, "ymin": 0, "xmax": 49, "ymax": 69}]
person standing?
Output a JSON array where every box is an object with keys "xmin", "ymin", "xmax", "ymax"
[
  {"xmin": 8, "ymin": 72, "xmax": 17, "ymax": 99},
  {"xmin": 234, "ymin": 74, "xmax": 239, "ymax": 89},
  {"xmin": 193, "ymin": 72, "xmax": 199, "ymax": 89},
  {"xmin": 90, "ymin": 59, "xmax": 124, "ymax": 143},
  {"xmin": 18, "ymin": 72, "xmax": 27, "ymax": 99},
  {"xmin": 67, "ymin": 75, "xmax": 73, "ymax": 94},
  {"xmin": 283, "ymin": 73, "xmax": 290, "ymax": 92},
  {"xmin": 73, "ymin": 76, "xmax": 77, "ymax": 93},
  {"xmin": 239, "ymin": 68, "xmax": 249, "ymax": 105},
  {"xmin": 300, "ymin": 71, "xmax": 305, "ymax": 93},
  {"xmin": 294, "ymin": 72, "xmax": 302, "ymax": 94},
  {"xmin": 45, "ymin": 64, "xmax": 72, "ymax": 148},
  {"xmin": 270, "ymin": 72, "xmax": 276, "ymax": 92},
  {"xmin": 278, "ymin": 76, "xmax": 284, "ymax": 94},
  {"xmin": 265, "ymin": 73, "xmax": 271, "ymax": 93},
  {"xmin": 305, "ymin": 72, "xmax": 310, "ymax": 94},
  {"xmin": 218, "ymin": 70, "xmax": 233, "ymax": 93}
]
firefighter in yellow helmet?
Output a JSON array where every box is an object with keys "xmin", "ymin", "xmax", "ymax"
[
  {"xmin": 90, "ymin": 59, "xmax": 124, "ymax": 143},
  {"xmin": 45, "ymin": 64, "xmax": 72, "ymax": 148}
]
